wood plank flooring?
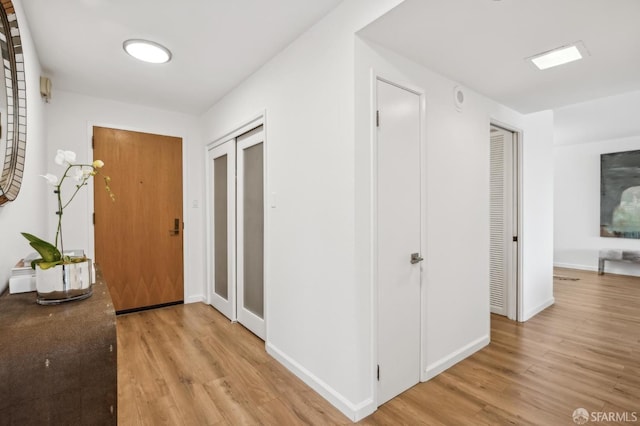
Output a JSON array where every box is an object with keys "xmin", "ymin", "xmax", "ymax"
[
  {"xmin": 117, "ymin": 268, "xmax": 640, "ymax": 425},
  {"xmin": 117, "ymin": 303, "xmax": 348, "ymax": 425}
]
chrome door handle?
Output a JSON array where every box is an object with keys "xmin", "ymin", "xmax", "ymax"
[
  {"xmin": 411, "ymin": 253, "xmax": 424, "ymax": 264},
  {"xmin": 169, "ymin": 218, "xmax": 180, "ymax": 236}
]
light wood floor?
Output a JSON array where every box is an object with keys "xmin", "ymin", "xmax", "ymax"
[{"xmin": 117, "ymin": 268, "xmax": 640, "ymax": 425}]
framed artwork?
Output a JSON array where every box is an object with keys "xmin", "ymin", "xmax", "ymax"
[{"xmin": 601, "ymin": 149, "xmax": 640, "ymax": 238}]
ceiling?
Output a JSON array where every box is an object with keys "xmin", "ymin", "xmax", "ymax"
[
  {"xmin": 20, "ymin": 0, "xmax": 343, "ymax": 114},
  {"xmin": 20, "ymin": 0, "xmax": 640, "ymax": 116},
  {"xmin": 359, "ymin": 0, "xmax": 640, "ymax": 113}
]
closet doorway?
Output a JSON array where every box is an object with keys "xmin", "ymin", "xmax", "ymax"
[
  {"xmin": 207, "ymin": 124, "xmax": 265, "ymax": 340},
  {"xmin": 489, "ymin": 124, "xmax": 520, "ymax": 321}
]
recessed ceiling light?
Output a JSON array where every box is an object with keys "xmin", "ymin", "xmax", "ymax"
[
  {"xmin": 527, "ymin": 41, "xmax": 588, "ymax": 70},
  {"xmin": 123, "ymin": 39, "xmax": 172, "ymax": 64}
]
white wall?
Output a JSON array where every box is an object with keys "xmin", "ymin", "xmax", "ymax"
[
  {"xmin": 199, "ymin": 0, "xmax": 403, "ymax": 420},
  {"xmin": 554, "ymin": 91, "xmax": 640, "ymax": 276},
  {"xmin": 43, "ymin": 90, "xmax": 205, "ymax": 303},
  {"xmin": 555, "ymin": 90, "xmax": 640, "ymax": 146},
  {"xmin": 555, "ymin": 135, "xmax": 640, "ymax": 275},
  {"xmin": 490, "ymin": 102, "xmax": 555, "ymax": 320},
  {"xmin": 520, "ymin": 110, "xmax": 555, "ymax": 319},
  {"xmin": 0, "ymin": 0, "xmax": 47, "ymax": 294},
  {"xmin": 354, "ymin": 39, "xmax": 555, "ymax": 382},
  {"xmin": 199, "ymin": 0, "xmax": 554, "ymax": 417}
]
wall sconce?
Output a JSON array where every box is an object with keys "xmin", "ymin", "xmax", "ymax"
[{"xmin": 40, "ymin": 76, "xmax": 52, "ymax": 102}]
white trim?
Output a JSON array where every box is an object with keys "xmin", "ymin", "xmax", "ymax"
[
  {"xmin": 522, "ymin": 297, "xmax": 555, "ymax": 322},
  {"xmin": 554, "ymin": 262, "xmax": 640, "ymax": 277},
  {"xmin": 370, "ymin": 70, "xmax": 428, "ymax": 406},
  {"xmin": 424, "ymin": 335, "xmax": 490, "ymax": 380},
  {"xmin": 185, "ymin": 295, "xmax": 205, "ymax": 304},
  {"xmin": 553, "ymin": 262, "xmax": 597, "ymax": 272},
  {"xmin": 87, "ymin": 122, "xmax": 190, "ymax": 304},
  {"xmin": 266, "ymin": 343, "xmax": 375, "ymax": 422},
  {"xmin": 207, "ymin": 113, "xmax": 265, "ymax": 150},
  {"xmin": 369, "ymin": 68, "xmax": 378, "ymax": 408}
]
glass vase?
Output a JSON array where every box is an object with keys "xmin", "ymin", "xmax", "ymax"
[{"xmin": 35, "ymin": 259, "xmax": 93, "ymax": 305}]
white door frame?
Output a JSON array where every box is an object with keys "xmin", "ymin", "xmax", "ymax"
[
  {"xmin": 370, "ymin": 72, "xmax": 428, "ymax": 407},
  {"xmin": 490, "ymin": 120, "xmax": 523, "ymax": 322},
  {"xmin": 205, "ymin": 113, "xmax": 268, "ymax": 335}
]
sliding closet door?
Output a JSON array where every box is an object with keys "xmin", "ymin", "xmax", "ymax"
[
  {"xmin": 208, "ymin": 141, "xmax": 236, "ymax": 320},
  {"xmin": 236, "ymin": 126, "xmax": 265, "ymax": 339}
]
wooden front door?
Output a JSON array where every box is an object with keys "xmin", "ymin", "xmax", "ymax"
[{"xmin": 94, "ymin": 126, "xmax": 184, "ymax": 312}]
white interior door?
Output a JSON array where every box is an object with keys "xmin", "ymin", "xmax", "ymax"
[
  {"xmin": 208, "ymin": 141, "xmax": 236, "ymax": 320},
  {"xmin": 490, "ymin": 125, "xmax": 518, "ymax": 319},
  {"xmin": 377, "ymin": 79, "xmax": 422, "ymax": 406},
  {"xmin": 236, "ymin": 126, "xmax": 265, "ymax": 339}
]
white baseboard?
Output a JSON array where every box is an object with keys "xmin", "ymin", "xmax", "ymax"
[
  {"xmin": 554, "ymin": 262, "xmax": 597, "ymax": 272},
  {"xmin": 266, "ymin": 342, "xmax": 375, "ymax": 422},
  {"xmin": 185, "ymin": 294, "xmax": 205, "ymax": 304},
  {"xmin": 423, "ymin": 335, "xmax": 490, "ymax": 381},
  {"xmin": 522, "ymin": 297, "xmax": 554, "ymax": 322},
  {"xmin": 555, "ymin": 261, "xmax": 640, "ymax": 277}
]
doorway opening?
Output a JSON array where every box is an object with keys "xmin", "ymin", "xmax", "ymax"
[{"xmin": 489, "ymin": 124, "xmax": 521, "ymax": 321}]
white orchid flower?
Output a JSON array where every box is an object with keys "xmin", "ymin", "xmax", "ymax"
[
  {"xmin": 54, "ymin": 149, "xmax": 77, "ymax": 166},
  {"xmin": 40, "ymin": 173, "xmax": 59, "ymax": 185},
  {"xmin": 92, "ymin": 160, "xmax": 104, "ymax": 168},
  {"xmin": 82, "ymin": 168, "xmax": 93, "ymax": 178},
  {"xmin": 71, "ymin": 168, "xmax": 84, "ymax": 182}
]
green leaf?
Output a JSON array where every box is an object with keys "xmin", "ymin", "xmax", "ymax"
[
  {"xmin": 21, "ymin": 232, "xmax": 44, "ymax": 244},
  {"xmin": 30, "ymin": 258, "xmax": 44, "ymax": 269},
  {"xmin": 38, "ymin": 261, "xmax": 63, "ymax": 270},
  {"xmin": 21, "ymin": 233, "xmax": 61, "ymax": 263}
]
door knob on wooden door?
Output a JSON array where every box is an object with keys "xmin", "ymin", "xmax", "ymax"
[{"xmin": 169, "ymin": 218, "xmax": 180, "ymax": 236}]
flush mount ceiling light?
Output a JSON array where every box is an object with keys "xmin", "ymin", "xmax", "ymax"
[
  {"xmin": 123, "ymin": 39, "xmax": 172, "ymax": 64},
  {"xmin": 527, "ymin": 41, "xmax": 589, "ymax": 70}
]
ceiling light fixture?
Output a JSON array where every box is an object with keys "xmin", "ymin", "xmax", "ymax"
[
  {"xmin": 527, "ymin": 41, "xmax": 588, "ymax": 70},
  {"xmin": 123, "ymin": 39, "xmax": 172, "ymax": 64}
]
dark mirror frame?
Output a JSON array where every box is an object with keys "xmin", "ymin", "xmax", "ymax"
[{"xmin": 0, "ymin": 0, "xmax": 26, "ymax": 206}]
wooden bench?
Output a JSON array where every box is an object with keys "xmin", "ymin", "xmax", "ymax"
[{"xmin": 598, "ymin": 249, "xmax": 640, "ymax": 275}]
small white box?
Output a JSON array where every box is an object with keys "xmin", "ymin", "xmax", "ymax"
[
  {"xmin": 9, "ymin": 274, "xmax": 36, "ymax": 293},
  {"xmin": 9, "ymin": 255, "xmax": 37, "ymax": 294}
]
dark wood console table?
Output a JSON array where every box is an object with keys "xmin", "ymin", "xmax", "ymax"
[{"xmin": 0, "ymin": 266, "xmax": 117, "ymax": 425}]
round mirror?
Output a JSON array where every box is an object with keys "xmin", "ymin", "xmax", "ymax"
[{"xmin": 0, "ymin": 0, "xmax": 26, "ymax": 206}]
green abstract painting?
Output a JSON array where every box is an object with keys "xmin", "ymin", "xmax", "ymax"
[{"xmin": 601, "ymin": 149, "xmax": 640, "ymax": 238}]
